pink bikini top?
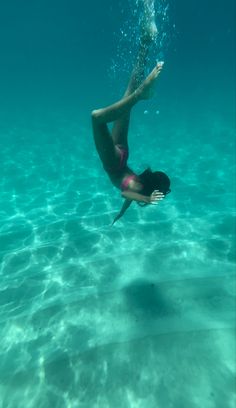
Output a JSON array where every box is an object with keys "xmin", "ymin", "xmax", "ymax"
[{"xmin": 121, "ymin": 174, "xmax": 137, "ymax": 191}]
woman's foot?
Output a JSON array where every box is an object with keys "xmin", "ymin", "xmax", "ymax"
[
  {"xmin": 136, "ymin": 61, "xmax": 164, "ymax": 100},
  {"xmin": 141, "ymin": 19, "xmax": 158, "ymax": 44},
  {"xmin": 141, "ymin": 0, "xmax": 158, "ymax": 44}
]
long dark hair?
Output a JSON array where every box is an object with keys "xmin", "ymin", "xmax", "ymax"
[
  {"xmin": 138, "ymin": 168, "xmax": 171, "ymax": 204},
  {"xmin": 112, "ymin": 168, "xmax": 171, "ymax": 224}
]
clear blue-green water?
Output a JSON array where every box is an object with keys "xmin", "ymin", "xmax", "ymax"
[{"xmin": 0, "ymin": 1, "xmax": 235, "ymax": 407}]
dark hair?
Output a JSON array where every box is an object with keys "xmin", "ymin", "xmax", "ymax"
[{"xmin": 138, "ymin": 168, "xmax": 171, "ymax": 197}]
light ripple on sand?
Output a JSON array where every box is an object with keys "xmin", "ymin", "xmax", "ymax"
[{"xmin": 0, "ymin": 112, "xmax": 235, "ymax": 407}]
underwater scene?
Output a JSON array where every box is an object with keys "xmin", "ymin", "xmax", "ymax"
[{"xmin": 0, "ymin": 0, "xmax": 235, "ymax": 407}]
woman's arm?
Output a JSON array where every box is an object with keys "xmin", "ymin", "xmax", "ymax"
[
  {"xmin": 121, "ymin": 190, "xmax": 150, "ymax": 203},
  {"xmin": 121, "ymin": 189, "xmax": 164, "ymax": 204},
  {"xmin": 112, "ymin": 199, "xmax": 132, "ymax": 225},
  {"xmin": 112, "ymin": 190, "xmax": 164, "ymax": 225}
]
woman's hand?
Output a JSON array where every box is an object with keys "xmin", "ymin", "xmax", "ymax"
[{"xmin": 149, "ymin": 190, "xmax": 164, "ymax": 205}]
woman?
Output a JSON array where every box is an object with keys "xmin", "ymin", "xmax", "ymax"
[{"xmin": 92, "ymin": 4, "xmax": 171, "ymax": 225}]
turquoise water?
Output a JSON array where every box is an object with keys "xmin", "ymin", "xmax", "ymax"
[{"xmin": 0, "ymin": 1, "xmax": 235, "ymax": 407}]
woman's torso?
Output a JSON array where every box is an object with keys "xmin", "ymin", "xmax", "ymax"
[
  {"xmin": 106, "ymin": 165, "xmax": 134, "ymax": 189},
  {"xmin": 103, "ymin": 144, "xmax": 132, "ymax": 188}
]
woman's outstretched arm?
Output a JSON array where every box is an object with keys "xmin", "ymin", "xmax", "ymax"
[
  {"xmin": 111, "ymin": 199, "xmax": 133, "ymax": 226},
  {"xmin": 112, "ymin": 189, "xmax": 164, "ymax": 225}
]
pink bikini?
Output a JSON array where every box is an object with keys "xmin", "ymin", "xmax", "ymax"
[
  {"xmin": 115, "ymin": 144, "xmax": 128, "ymax": 170},
  {"xmin": 103, "ymin": 144, "xmax": 139, "ymax": 191},
  {"xmin": 116, "ymin": 146, "xmax": 138, "ymax": 190},
  {"xmin": 121, "ymin": 174, "xmax": 137, "ymax": 191}
]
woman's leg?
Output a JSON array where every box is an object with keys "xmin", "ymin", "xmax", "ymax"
[
  {"xmin": 92, "ymin": 44, "xmax": 151, "ymax": 171},
  {"xmin": 142, "ymin": 0, "xmax": 158, "ymax": 42},
  {"xmin": 111, "ymin": 38, "xmax": 152, "ymax": 147},
  {"xmin": 92, "ymin": 87, "xmax": 141, "ymax": 171},
  {"xmin": 92, "ymin": 62, "xmax": 163, "ymax": 169},
  {"xmin": 92, "ymin": 1, "xmax": 159, "ymax": 170},
  {"xmin": 112, "ymin": 0, "xmax": 158, "ymax": 147}
]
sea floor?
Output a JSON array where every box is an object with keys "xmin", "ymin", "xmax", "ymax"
[{"xmin": 0, "ymin": 106, "xmax": 235, "ymax": 408}]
